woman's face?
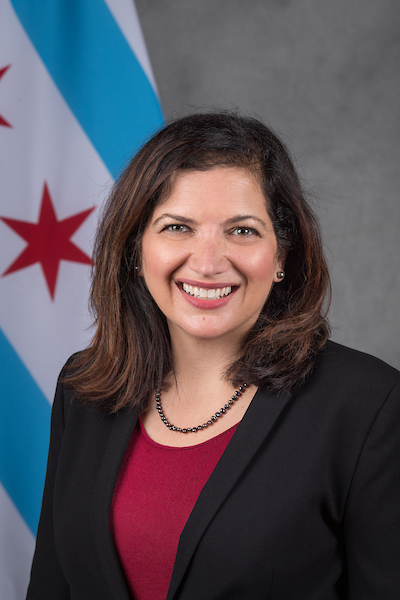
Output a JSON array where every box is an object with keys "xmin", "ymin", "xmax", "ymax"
[{"xmin": 140, "ymin": 167, "xmax": 283, "ymax": 347}]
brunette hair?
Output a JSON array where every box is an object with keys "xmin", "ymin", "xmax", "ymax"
[{"xmin": 66, "ymin": 111, "xmax": 330, "ymax": 412}]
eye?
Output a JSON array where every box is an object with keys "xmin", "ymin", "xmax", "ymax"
[
  {"xmin": 232, "ymin": 226, "xmax": 258, "ymax": 237},
  {"xmin": 163, "ymin": 223, "xmax": 189, "ymax": 233}
]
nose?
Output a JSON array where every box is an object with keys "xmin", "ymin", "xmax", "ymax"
[{"xmin": 187, "ymin": 232, "xmax": 228, "ymax": 277}]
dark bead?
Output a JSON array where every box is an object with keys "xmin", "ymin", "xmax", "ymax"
[
  {"xmin": 224, "ymin": 404, "xmax": 230, "ymax": 409},
  {"xmin": 182, "ymin": 429, "xmax": 187, "ymax": 433},
  {"xmin": 220, "ymin": 408, "xmax": 226, "ymax": 414},
  {"xmin": 197, "ymin": 425, "xmax": 202, "ymax": 430},
  {"xmin": 187, "ymin": 428, "xmax": 192, "ymax": 432},
  {"xmin": 176, "ymin": 428, "xmax": 181, "ymax": 432},
  {"xmin": 202, "ymin": 423, "xmax": 208, "ymax": 428},
  {"xmin": 228, "ymin": 400, "xmax": 233, "ymax": 406},
  {"xmin": 172, "ymin": 426, "xmax": 176, "ymax": 431},
  {"xmin": 243, "ymin": 383, "xmax": 248, "ymax": 387},
  {"xmin": 236, "ymin": 391, "xmax": 241, "ymax": 397},
  {"xmin": 207, "ymin": 420, "xmax": 212, "ymax": 425},
  {"xmin": 215, "ymin": 412, "xmax": 221, "ymax": 418},
  {"xmin": 169, "ymin": 426, "xmax": 174, "ymax": 430},
  {"xmin": 211, "ymin": 416, "xmax": 217, "ymax": 422},
  {"xmin": 231, "ymin": 396, "xmax": 236, "ymax": 400}
]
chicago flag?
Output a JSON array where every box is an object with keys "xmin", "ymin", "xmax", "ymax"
[{"xmin": 0, "ymin": 1, "xmax": 163, "ymax": 597}]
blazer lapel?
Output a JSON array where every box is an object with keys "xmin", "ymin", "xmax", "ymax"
[
  {"xmin": 167, "ymin": 387, "xmax": 294, "ymax": 600},
  {"xmin": 91, "ymin": 405, "xmax": 139, "ymax": 600}
]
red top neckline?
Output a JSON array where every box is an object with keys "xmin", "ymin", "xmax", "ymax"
[{"xmin": 138, "ymin": 414, "xmax": 240, "ymax": 449}]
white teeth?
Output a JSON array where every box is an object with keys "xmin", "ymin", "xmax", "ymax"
[{"xmin": 182, "ymin": 283, "xmax": 232, "ymax": 299}]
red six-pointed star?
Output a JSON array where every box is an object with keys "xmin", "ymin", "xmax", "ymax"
[
  {"xmin": 0, "ymin": 64, "xmax": 12, "ymax": 128},
  {"xmin": 0, "ymin": 182, "xmax": 95, "ymax": 299}
]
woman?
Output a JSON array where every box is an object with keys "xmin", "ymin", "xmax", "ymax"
[{"xmin": 27, "ymin": 112, "xmax": 400, "ymax": 599}]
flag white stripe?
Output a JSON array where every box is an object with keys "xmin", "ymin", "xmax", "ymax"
[{"xmin": 0, "ymin": 484, "xmax": 35, "ymax": 599}]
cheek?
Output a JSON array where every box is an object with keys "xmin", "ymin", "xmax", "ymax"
[
  {"xmin": 141, "ymin": 239, "xmax": 184, "ymax": 281},
  {"xmin": 238, "ymin": 249, "xmax": 278, "ymax": 282}
]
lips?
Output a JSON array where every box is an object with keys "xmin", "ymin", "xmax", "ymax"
[{"xmin": 182, "ymin": 283, "xmax": 233, "ymax": 299}]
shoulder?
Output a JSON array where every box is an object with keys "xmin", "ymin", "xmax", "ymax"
[
  {"xmin": 61, "ymin": 350, "xmax": 83, "ymax": 374},
  {"xmin": 301, "ymin": 340, "xmax": 400, "ymax": 417},
  {"xmin": 316, "ymin": 340, "xmax": 400, "ymax": 387},
  {"xmin": 53, "ymin": 352, "xmax": 110, "ymax": 426},
  {"xmin": 53, "ymin": 352, "xmax": 83, "ymax": 416}
]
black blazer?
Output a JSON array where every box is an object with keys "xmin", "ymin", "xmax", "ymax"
[{"xmin": 26, "ymin": 341, "xmax": 400, "ymax": 600}]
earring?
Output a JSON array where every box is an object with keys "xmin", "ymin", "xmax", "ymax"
[{"xmin": 276, "ymin": 271, "xmax": 285, "ymax": 280}]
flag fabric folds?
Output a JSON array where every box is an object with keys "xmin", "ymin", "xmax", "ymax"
[{"xmin": 0, "ymin": 1, "xmax": 163, "ymax": 597}]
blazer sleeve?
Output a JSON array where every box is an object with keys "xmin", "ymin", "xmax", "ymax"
[
  {"xmin": 345, "ymin": 379, "xmax": 400, "ymax": 599},
  {"xmin": 26, "ymin": 369, "xmax": 71, "ymax": 600}
]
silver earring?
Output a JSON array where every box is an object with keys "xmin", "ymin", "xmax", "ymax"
[{"xmin": 277, "ymin": 271, "xmax": 285, "ymax": 280}]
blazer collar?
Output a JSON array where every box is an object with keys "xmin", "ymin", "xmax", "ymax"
[
  {"xmin": 167, "ymin": 386, "xmax": 294, "ymax": 600},
  {"xmin": 91, "ymin": 405, "xmax": 140, "ymax": 600}
]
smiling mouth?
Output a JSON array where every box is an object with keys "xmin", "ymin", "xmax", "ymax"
[{"xmin": 181, "ymin": 283, "xmax": 233, "ymax": 299}]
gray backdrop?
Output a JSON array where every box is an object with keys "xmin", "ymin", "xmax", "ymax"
[{"xmin": 136, "ymin": 0, "xmax": 400, "ymax": 369}]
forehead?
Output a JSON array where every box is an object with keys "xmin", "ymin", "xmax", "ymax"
[{"xmin": 152, "ymin": 166, "xmax": 269, "ymax": 217}]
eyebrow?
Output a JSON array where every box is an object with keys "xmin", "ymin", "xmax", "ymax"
[
  {"xmin": 224, "ymin": 215, "xmax": 267, "ymax": 227},
  {"xmin": 152, "ymin": 213, "xmax": 194, "ymax": 226},
  {"xmin": 152, "ymin": 213, "xmax": 268, "ymax": 228}
]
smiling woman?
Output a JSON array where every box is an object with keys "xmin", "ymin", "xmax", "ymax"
[
  {"xmin": 63, "ymin": 112, "xmax": 331, "ymax": 413},
  {"xmin": 26, "ymin": 112, "xmax": 400, "ymax": 600}
]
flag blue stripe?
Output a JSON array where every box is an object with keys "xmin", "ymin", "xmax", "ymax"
[
  {"xmin": 10, "ymin": 0, "xmax": 164, "ymax": 177},
  {"xmin": 0, "ymin": 329, "xmax": 51, "ymax": 535}
]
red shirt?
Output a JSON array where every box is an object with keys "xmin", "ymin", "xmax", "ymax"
[{"xmin": 110, "ymin": 417, "xmax": 238, "ymax": 600}]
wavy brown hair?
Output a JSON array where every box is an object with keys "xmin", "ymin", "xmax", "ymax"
[{"xmin": 65, "ymin": 111, "xmax": 331, "ymax": 412}]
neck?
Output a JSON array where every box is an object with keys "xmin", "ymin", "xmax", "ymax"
[{"xmin": 167, "ymin": 330, "xmax": 242, "ymax": 397}]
